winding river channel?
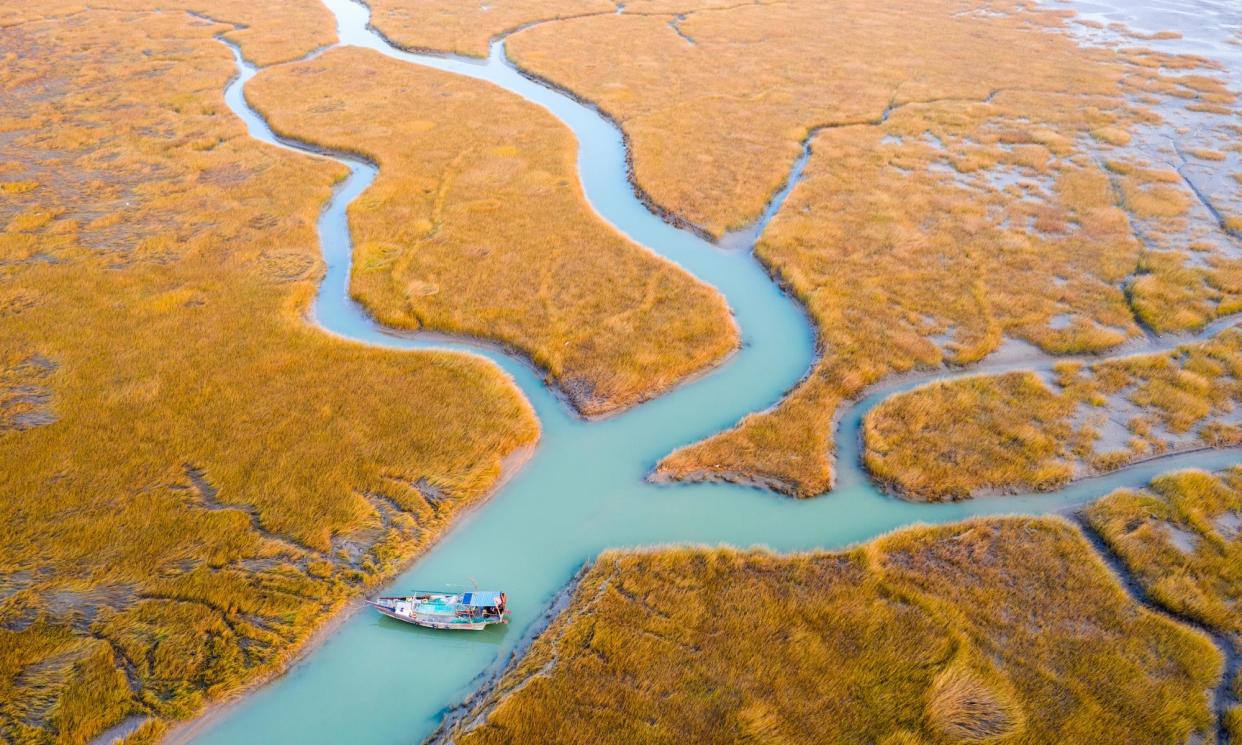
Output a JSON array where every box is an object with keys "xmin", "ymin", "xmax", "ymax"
[{"xmin": 187, "ymin": 0, "xmax": 1242, "ymax": 742}]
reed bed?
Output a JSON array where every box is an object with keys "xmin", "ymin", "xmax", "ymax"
[
  {"xmin": 446, "ymin": 518, "xmax": 1221, "ymax": 744},
  {"xmin": 0, "ymin": 12, "xmax": 538, "ymax": 743},
  {"xmin": 248, "ymin": 47, "xmax": 738, "ymax": 417}
]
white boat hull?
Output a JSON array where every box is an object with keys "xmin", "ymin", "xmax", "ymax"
[{"xmin": 371, "ymin": 604, "xmax": 490, "ymax": 630}]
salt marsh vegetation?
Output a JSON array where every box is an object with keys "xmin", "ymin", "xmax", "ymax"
[
  {"xmin": 365, "ymin": 0, "xmax": 770, "ymax": 59},
  {"xmin": 1085, "ymin": 468, "xmax": 1240, "ymax": 649},
  {"xmin": 864, "ymin": 328, "xmax": 1242, "ymax": 500},
  {"xmin": 441, "ymin": 518, "xmax": 1222, "ymax": 744},
  {"xmin": 366, "ymin": 0, "xmax": 615, "ymax": 58},
  {"xmin": 503, "ymin": 0, "xmax": 1143, "ymax": 237},
  {"xmin": 0, "ymin": 0, "xmax": 333, "ymax": 65},
  {"xmin": 379, "ymin": 0, "xmax": 1242, "ymax": 498},
  {"xmin": 0, "ymin": 11, "xmax": 538, "ymax": 743},
  {"xmin": 247, "ymin": 47, "xmax": 738, "ymax": 416},
  {"xmin": 1084, "ymin": 468, "xmax": 1241, "ymax": 741},
  {"xmin": 5, "ymin": 0, "xmax": 1242, "ymax": 741},
  {"xmin": 638, "ymin": 2, "xmax": 1242, "ymax": 496}
]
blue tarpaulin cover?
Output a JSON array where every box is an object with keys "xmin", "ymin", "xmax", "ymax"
[{"xmin": 462, "ymin": 591, "xmax": 502, "ymax": 607}]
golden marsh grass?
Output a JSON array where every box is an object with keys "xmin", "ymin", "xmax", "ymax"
[
  {"xmin": 865, "ymin": 372, "xmax": 1078, "ymax": 500},
  {"xmin": 366, "ymin": 0, "xmax": 765, "ymax": 59},
  {"xmin": 1085, "ymin": 468, "xmax": 1241, "ymax": 643},
  {"xmin": 367, "ymin": 0, "xmax": 615, "ymax": 57},
  {"xmin": 1086, "ymin": 467, "xmax": 1241, "ymax": 736},
  {"xmin": 248, "ymin": 47, "xmax": 738, "ymax": 416},
  {"xmin": 864, "ymin": 329, "xmax": 1242, "ymax": 500},
  {"xmin": 506, "ymin": 0, "xmax": 1147, "ymax": 237},
  {"xmin": 447, "ymin": 518, "xmax": 1221, "ymax": 744},
  {"xmin": 377, "ymin": 0, "xmax": 1242, "ymax": 497},
  {"xmin": 638, "ymin": 4, "xmax": 1240, "ymax": 496},
  {"xmin": 0, "ymin": 11, "xmax": 538, "ymax": 742},
  {"xmin": 0, "ymin": 0, "xmax": 333, "ymax": 65}
]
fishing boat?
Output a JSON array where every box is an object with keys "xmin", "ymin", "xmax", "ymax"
[{"xmin": 366, "ymin": 590, "xmax": 509, "ymax": 631}]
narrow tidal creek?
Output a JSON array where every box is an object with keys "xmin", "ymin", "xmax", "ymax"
[{"xmin": 190, "ymin": 0, "xmax": 1242, "ymax": 742}]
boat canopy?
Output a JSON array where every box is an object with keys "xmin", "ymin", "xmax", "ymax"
[{"xmin": 462, "ymin": 591, "xmax": 503, "ymax": 607}]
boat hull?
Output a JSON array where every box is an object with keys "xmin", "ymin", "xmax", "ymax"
[{"xmin": 366, "ymin": 601, "xmax": 503, "ymax": 631}]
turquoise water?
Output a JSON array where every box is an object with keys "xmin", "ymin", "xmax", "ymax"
[{"xmin": 194, "ymin": 1, "xmax": 1242, "ymax": 743}]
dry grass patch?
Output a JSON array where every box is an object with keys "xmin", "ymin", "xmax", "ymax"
[
  {"xmin": 0, "ymin": 0, "xmax": 332, "ymax": 65},
  {"xmin": 863, "ymin": 328, "xmax": 1242, "ymax": 500},
  {"xmin": 445, "ymin": 518, "xmax": 1220, "ymax": 744},
  {"xmin": 925, "ymin": 664, "xmax": 1023, "ymax": 743},
  {"xmin": 367, "ymin": 0, "xmax": 615, "ymax": 57},
  {"xmin": 366, "ymin": 0, "xmax": 770, "ymax": 59},
  {"xmin": 865, "ymin": 372, "xmax": 1076, "ymax": 500},
  {"xmin": 506, "ymin": 0, "xmax": 1144, "ymax": 237},
  {"xmin": 1085, "ymin": 468, "xmax": 1242, "ymax": 643},
  {"xmin": 1086, "ymin": 468, "xmax": 1242, "ymax": 736},
  {"xmin": 655, "ymin": 106, "xmax": 1142, "ymax": 496},
  {"xmin": 0, "ymin": 12, "xmax": 537, "ymax": 743},
  {"xmin": 248, "ymin": 47, "xmax": 738, "ymax": 416}
]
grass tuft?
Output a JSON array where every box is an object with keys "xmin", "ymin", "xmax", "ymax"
[{"xmin": 925, "ymin": 664, "xmax": 1022, "ymax": 742}]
